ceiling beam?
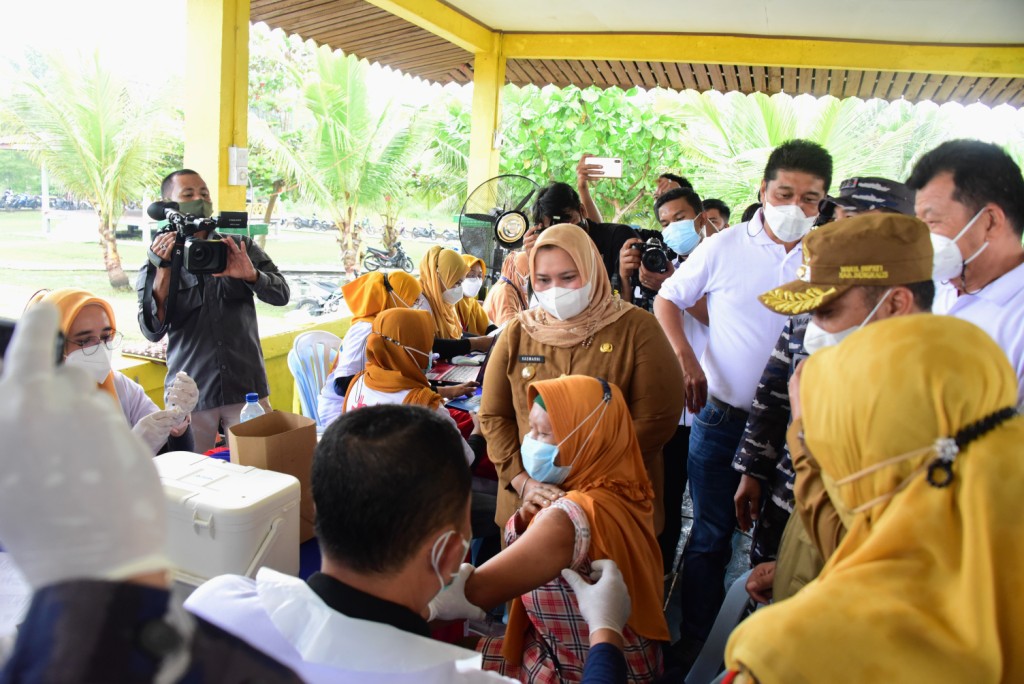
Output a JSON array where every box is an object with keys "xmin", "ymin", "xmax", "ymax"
[
  {"xmin": 502, "ymin": 33, "xmax": 1024, "ymax": 78},
  {"xmin": 362, "ymin": 0, "xmax": 494, "ymax": 53}
]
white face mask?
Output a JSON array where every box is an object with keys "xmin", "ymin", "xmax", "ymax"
[
  {"xmin": 804, "ymin": 288, "xmax": 893, "ymax": 354},
  {"xmin": 931, "ymin": 208, "xmax": 988, "ymax": 282},
  {"xmin": 430, "ymin": 529, "xmax": 471, "ymax": 593},
  {"xmin": 535, "ymin": 281, "xmax": 593, "ymax": 321},
  {"xmin": 441, "ymin": 283, "xmax": 464, "ymax": 306},
  {"xmin": 763, "ymin": 200, "xmax": 816, "ymax": 242},
  {"xmin": 65, "ymin": 345, "xmax": 114, "ymax": 383},
  {"xmin": 413, "ymin": 295, "xmax": 431, "ymax": 311},
  {"xmin": 462, "ymin": 277, "xmax": 483, "ymax": 299}
]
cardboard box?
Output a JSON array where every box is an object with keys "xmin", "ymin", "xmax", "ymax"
[{"xmin": 228, "ymin": 411, "xmax": 316, "ymax": 541}]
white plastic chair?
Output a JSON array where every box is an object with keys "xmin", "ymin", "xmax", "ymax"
[{"xmin": 288, "ymin": 330, "xmax": 342, "ymax": 427}]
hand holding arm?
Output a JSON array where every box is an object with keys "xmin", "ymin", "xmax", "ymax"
[
  {"xmin": 561, "ymin": 559, "xmax": 631, "ymax": 636},
  {"xmin": 427, "ymin": 564, "xmax": 486, "ymax": 621}
]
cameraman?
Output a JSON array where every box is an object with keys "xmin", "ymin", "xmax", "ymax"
[
  {"xmin": 618, "ymin": 187, "xmax": 705, "ymax": 308},
  {"xmin": 136, "ymin": 169, "xmax": 291, "ymax": 453}
]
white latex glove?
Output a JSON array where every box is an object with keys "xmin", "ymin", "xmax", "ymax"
[
  {"xmin": 132, "ymin": 409, "xmax": 181, "ymax": 455},
  {"xmin": 427, "ymin": 563, "xmax": 486, "ymax": 621},
  {"xmin": 0, "ymin": 304, "xmax": 168, "ymax": 589},
  {"xmin": 561, "ymin": 559, "xmax": 631, "ymax": 636},
  {"xmin": 166, "ymin": 371, "xmax": 198, "ymax": 414}
]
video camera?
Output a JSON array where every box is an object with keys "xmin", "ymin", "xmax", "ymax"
[{"xmin": 146, "ymin": 201, "xmax": 248, "ymax": 274}]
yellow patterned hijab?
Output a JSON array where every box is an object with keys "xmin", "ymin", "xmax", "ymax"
[
  {"xmin": 726, "ymin": 315, "xmax": 1024, "ymax": 683},
  {"xmin": 419, "ymin": 246, "xmax": 468, "ymax": 339}
]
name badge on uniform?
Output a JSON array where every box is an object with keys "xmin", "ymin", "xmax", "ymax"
[{"xmin": 518, "ymin": 355, "xmax": 545, "ymax": 364}]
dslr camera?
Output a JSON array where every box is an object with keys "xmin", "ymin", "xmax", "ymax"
[
  {"xmin": 630, "ymin": 236, "xmax": 676, "ymax": 275},
  {"xmin": 147, "ymin": 201, "xmax": 248, "ymax": 274}
]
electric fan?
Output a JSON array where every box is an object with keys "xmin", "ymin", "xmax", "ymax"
[{"xmin": 457, "ymin": 174, "xmax": 540, "ymax": 280}]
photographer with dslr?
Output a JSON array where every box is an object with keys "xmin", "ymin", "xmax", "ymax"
[
  {"xmin": 618, "ymin": 187, "xmax": 705, "ymax": 309},
  {"xmin": 137, "ymin": 169, "xmax": 290, "ymax": 452}
]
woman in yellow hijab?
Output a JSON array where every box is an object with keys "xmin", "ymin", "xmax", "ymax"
[
  {"xmin": 419, "ymin": 246, "xmax": 471, "ymax": 339},
  {"xmin": 30, "ymin": 288, "xmax": 198, "ymax": 455},
  {"xmin": 445, "ymin": 376, "xmax": 669, "ymax": 681},
  {"xmin": 455, "ymin": 254, "xmax": 494, "ymax": 336},
  {"xmin": 319, "ymin": 271, "xmax": 422, "ymax": 425},
  {"xmin": 483, "ymin": 250, "xmax": 530, "ymax": 327},
  {"xmin": 724, "ymin": 315, "xmax": 1024, "ymax": 683},
  {"xmin": 341, "ymin": 307, "xmax": 479, "ymax": 466}
]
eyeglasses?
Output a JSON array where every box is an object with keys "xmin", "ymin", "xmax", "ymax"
[{"xmin": 71, "ymin": 331, "xmax": 123, "ymax": 355}]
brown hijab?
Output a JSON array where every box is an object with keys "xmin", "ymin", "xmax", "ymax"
[
  {"xmin": 519, "ymin": 224, "xmax": 630, "ymax": 348},
  {"xmin": 344, "ymin": 308, "xmax": 442, "ymax": 410}
]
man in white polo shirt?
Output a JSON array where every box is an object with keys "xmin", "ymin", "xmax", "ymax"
[
  {"xmin": 654, "ymin": 139, "xmax": 832, "ymax": 662},
  {"xmin": 908, "ymin": 139, "xmax": 1024, "ymax": 409}
]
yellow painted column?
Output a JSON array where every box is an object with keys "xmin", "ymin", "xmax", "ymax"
[
  {"xmin": 183, "ymin": 0, "xmax": 249, "ymax": 211},
  {"xmin": 467, "ymin": 36, "xmax": 506, "ymax": 192}
]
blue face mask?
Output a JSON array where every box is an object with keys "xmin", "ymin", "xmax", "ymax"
[
  {"xmin": 662, "ymin": 219, "xmax": 701, "ymax": 256},
  {"xmin": 521, "ymin": 434, "xmax": 570, "ymax": 485}
]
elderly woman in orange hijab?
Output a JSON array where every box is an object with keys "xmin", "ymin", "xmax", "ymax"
[
  {"xmin": 456, "ymin": 254, "xmax": 495, "ymax": 336},
  {"xmin": 431, "ymin": 375, "xmax": 670, "ymax": 681},
  {"xmin": 723, "ymin": 315, "xmax": 1024, "ymax": 683},
  {"xmin": 418, "ymin": 246, "xmax": 493, "ymax": 361},
  {"xmin": 31, "ymin": 288, "xmax": 198, "ymax": 455},
  {"xmin": 483, "ymin": 250, "xmax": 530, "ymax": 328},
  {"xmin": 319, "ymin": 271, "xmax": 422, "ymax": 425},
  {"xmin": 479, "ymin": 224, "xmax": 683, "ymax": 536}
]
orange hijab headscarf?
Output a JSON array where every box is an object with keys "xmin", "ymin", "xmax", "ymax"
[
  {"xmin": 456, "ymin": 254, "xmax": 490, "ymax": 335},
  {"xmin": 520, "ymin": 224, "xmax": 630, "ymax": 348},
  {"xmin": 344, "ymin": 308, "xmax": 442, "ymax": 410},
  {"xmin": 502, "ymin": 375, "xmax": 669, "ymax": 664},
  {"xmin": 30, "ymin": 288, "xmax": 118, "ymax": 401},
  {"xmin": 419, "ymin": 246, "xmax": 469, "ymax": 339},
  {"xmin": 342, "ymin": 271, "xmax": 422, "ymax": 324}
]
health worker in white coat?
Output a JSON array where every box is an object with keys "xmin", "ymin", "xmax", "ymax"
[{"xmin": 31, "ymin": 288, "xmax": 198, "ymax": 455}]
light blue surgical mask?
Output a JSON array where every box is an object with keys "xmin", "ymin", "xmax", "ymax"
[
  {"xmin": 521, "ymin": 435, "xmax": 570, "ymax": 485},
  {"xmin": 662, "ymin": 219, "xmax": 701, "ymax": 256}
]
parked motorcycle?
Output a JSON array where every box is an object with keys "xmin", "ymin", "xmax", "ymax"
[
  {"xmin": 410, "ymin": 225, "xmax": 436, "ymax": 240},
  {"xmin": 362, "ymin": 242, "xmax": 414, "ymax": 273},
  {"xmin": 292, "ymin": 277, "xmax": 345, "ymax": 317}
]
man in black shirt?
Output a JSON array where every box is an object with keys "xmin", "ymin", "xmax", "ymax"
[
  {"xmin": 137, "ymin": 169, "xmax": 291, "ymax": 452},
  {"xmin": 522, "ymin": 182, "xmax": 635, "ymax": 287}
]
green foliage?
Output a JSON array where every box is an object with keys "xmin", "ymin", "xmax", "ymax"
[
  {"xmin": 0, "ymin": 149, "xmax": 41, "ymax": 193},
  {"xmin": 252, "ymin": 47, "xmax": 429, "ymax": 271},
  {"xmin": 0, "ymin": 52, "xmax": 174, "ymax": 288},
  {"xmin": 498, "ymin": 85, "xmax": 688, "ymax": 225}
]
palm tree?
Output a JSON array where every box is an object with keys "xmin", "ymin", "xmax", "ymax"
[
  {"xmin": 664, "ymin": 90, "xmax": 952, "ymax": 211},
  {"xmin": 253, "ymin": 48, "xmax": 428, "ymax": 277},
  {"xmin": 1, "ymin": 52, "xmax": 171, "ymax": 289}
]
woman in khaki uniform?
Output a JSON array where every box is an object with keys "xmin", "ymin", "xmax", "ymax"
[{"xmin": 480, "ymin": 223, "xmax": 684, "ymax": 534}]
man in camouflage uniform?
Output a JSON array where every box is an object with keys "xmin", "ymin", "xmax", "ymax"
[{"xmin": 730, "ymin": 177, "xmax": 918, "ymax": 600}]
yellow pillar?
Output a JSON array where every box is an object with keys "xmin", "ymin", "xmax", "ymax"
[
  {"xmin": 467, "ymin": 36, "xmax": 506, "ymax": 192},
  {"xmin": 183, "ymin": 0, "xmax": 249, "ymax": 211}
]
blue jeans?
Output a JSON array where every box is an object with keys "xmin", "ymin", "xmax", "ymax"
[{"xmin": 679, "ymin": 399, "xmax": 748, "ymax": 642}]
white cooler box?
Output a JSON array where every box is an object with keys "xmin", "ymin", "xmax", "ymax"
[{"xmin": 154, "ymin": 451, "xmax": 300, "ymax": 585}]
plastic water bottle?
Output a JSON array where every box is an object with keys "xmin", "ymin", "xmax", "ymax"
[{"xmin": 240, "ymin": 393, "xmax": 265, "ymax": 423}]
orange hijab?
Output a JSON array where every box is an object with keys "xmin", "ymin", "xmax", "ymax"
[
  {"xmin": 456, "ymin": 254, "xmax": 490, "ymax": 335},
  {"xmin": 30, "ymin": 288, "xmax": 119, "ymax": 401},
  {"xmin": 342, "ymin": 271, "xmax": 422, "ymax": 324},
  {"xmin": 344, "ymin": 308, "xmax": 442, "ymax": 410},
  {"xmin": 502, "ymin": 375, "xmax": 669, "ymax": 664},
  {"xmin": 419, "ymin": 246, "xmax": 468, "ymax": 339},
  {"xmin": 520, "ymin": 224, "xmax": 630, "ymax": 348}
]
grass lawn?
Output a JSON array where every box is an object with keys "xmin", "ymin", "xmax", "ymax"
[{"xmin": 0, "ymin": 210, "xmax": 456, "ymax": 343}]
